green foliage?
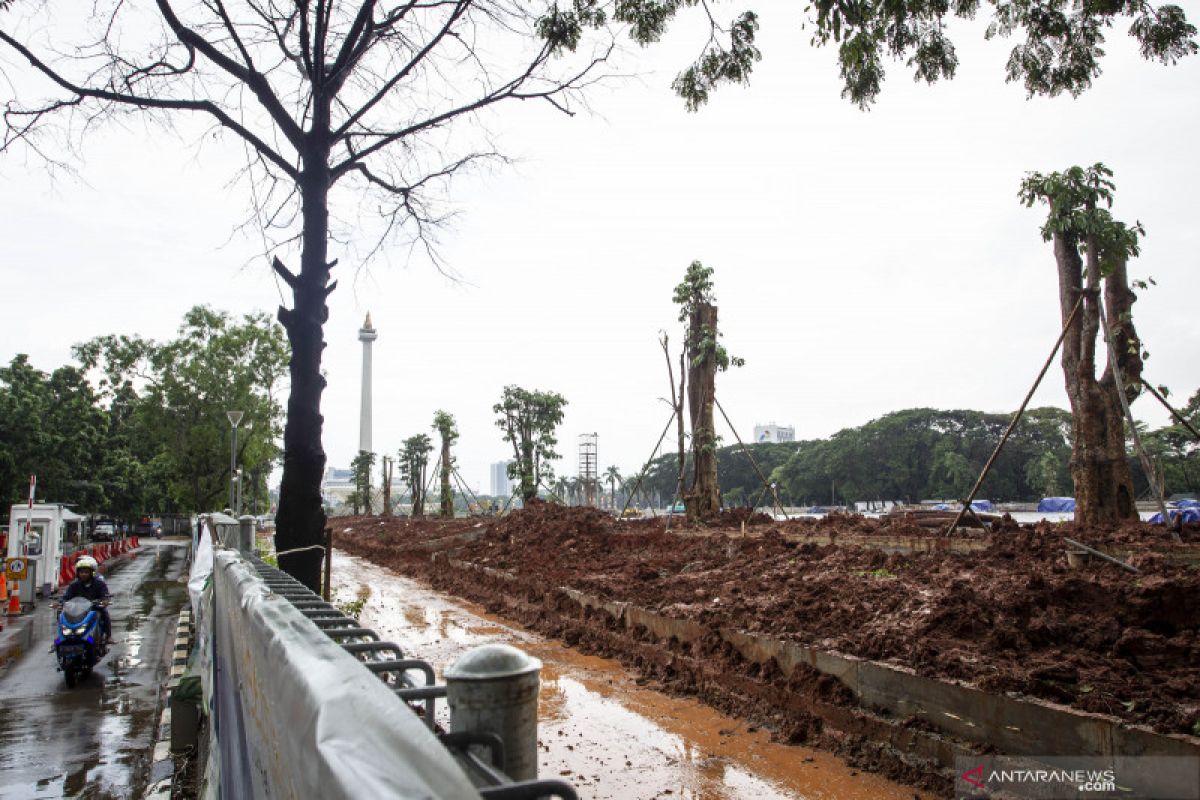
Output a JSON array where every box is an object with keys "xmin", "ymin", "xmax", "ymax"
[
  {"xmin": 604, "ymin": 0, "xmax": 1195, "ymax": 109},
  {"xmin": 673, "ymin": 260, "xmax": 744, "ymax": 371},
  {"xmin": 349, "ymin": 450, "xmax": 376, "ymax": 515},
  {"xmin": 399, "ymin": 434, "xmax": 433, "ymax": 515},
  {"xmin": 1019, "ymin": 163, "xmax": 1144, "ymax": 275},
  {"xmin": 493, "ymin": 385, "xmax": 567, "ymax": 501},
  {"xmin": 432, "ymin": 410, "xmax": 458, "ymax": 517},
  {"xmin": 73, "ymin": 306, "xmax": 288, "ymax": 514},
  {"xmin": 432, "ymin": 410, "xmax": 459, "ymax": 445},
  {"xmin": 762, "ymin": 407, "xmax": 1074, "ymax": 506}
]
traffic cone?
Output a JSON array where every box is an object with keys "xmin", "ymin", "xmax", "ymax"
[{"xmin": 7, "ymin": 586, "xmax": 20, "ymax": 615}]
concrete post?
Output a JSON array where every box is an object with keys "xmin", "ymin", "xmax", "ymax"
[
  {"xmin": 444, "ymin": 644, "xmax": 542, "ymax": 781},
  {"xmin": 237, "ymin": 515, "xmax": 256, "ymax": 556}
]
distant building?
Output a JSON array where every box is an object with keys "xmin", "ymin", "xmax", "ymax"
[
  {"xmin": 490, "ymin": 461, "xmax": 515, "ymax": 498},
  {"xmin": 322, "ymin": 466, "xmax": 355, "ymax": 506},
  {"xmin": 753, "ymin": 423, "xmax": 795, "ymax": 444}
]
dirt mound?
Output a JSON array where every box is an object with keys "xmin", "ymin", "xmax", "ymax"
[
  {"xmin": 335, "ymin": 511, "xmax": 1200, "ymax": 736},
  {"xmin": 708, "ymin": 506, "xmax": 774, "ymax": 527}
]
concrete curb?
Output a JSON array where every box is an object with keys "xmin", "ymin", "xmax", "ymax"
[{"xmin": 143, "ymin": 605, "xmax": 192, "ymax": 799}]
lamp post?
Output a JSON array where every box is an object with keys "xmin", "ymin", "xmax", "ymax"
[{"xmin": 227, "ymin": 410, "xmax": 243, "ymax": 512}]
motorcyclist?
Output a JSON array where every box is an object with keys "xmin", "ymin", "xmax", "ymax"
[{"xmin": 63, "ymin": 556, "xmax": 111, "ymax": 642}]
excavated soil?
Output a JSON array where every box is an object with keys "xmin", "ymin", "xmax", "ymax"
[{"xmin": 335, "ymin": 505, "xmax": 1200, "ymax": 743}]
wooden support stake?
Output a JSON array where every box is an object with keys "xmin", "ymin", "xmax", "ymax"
[
  {"xmin": 1140, "ymin": 378, "xmax": 1200, "ymax": 443},
  {"xmin": 322, "ymin": 527, "xmax": 332, "ymax": 602},
  {"xmin": 714, "ymin": 398, "xmax": 788, "ymax": 520},
  {"xmin": 619, "ymin": 410, "xmax": 677, "ymax": 519},
  {"xmin": 1062, "ymin": 536, "xmax": 1139, "ymax": 573},
  {"xmin": 946, "ymin": 296, "xmax": 1083, "ymax": 536}
]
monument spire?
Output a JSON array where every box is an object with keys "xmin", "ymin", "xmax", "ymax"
[{"xmin": 357, "ymin": 312, "xmax": 378, "ymax": 456}]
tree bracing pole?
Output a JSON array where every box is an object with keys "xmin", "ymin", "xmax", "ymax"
[
  {"xmin": 1140, "ymin": 378, "xmax": 1200, "ymax": 443},
  {"xmin": 620, "ymin": 410, "xmax": 677, "ymax": 519},
  {"xmin": 715, "ymin": 397, "xmax": 788, "ymax": 519},
  {"xmin": 946, "ymin": 296, "xmax": 1083, "ymax": 535}
]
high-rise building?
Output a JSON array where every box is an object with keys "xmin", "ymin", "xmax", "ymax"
[
  {"xmin": 490, "ymin": 461, "xmax": 514, "ymax": 497},
  {"xmin": 753, "ymin": 423, "xmax": 795, "ymax": 444}
]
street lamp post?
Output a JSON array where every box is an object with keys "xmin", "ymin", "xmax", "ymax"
[{"xmin": 227, "ymin": 410, "xmax": 243, "ymax": 512}]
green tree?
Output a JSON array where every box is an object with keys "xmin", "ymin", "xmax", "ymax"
[
  {"xmin": 399, "ymin": 434, "xmax": 433, "ymax": 517},
  {"xmin": 603, "ymin": 465, "xmax": 622, "ymax": 510},
  {"xmin": 348, "ymin": 450, "xmax": 376, "ymax": 515},
  {"xmin": 432, "ymin": 410, "xmax": 459, "ymax": 519},
  {"xmin": 0, "ymin": 356, "xmax": 109, "ymax": 509},
  {"xmin": 1020, "ymin": 164, "xmax": 1146, "ymax": 528},
  {"xmin": 929, "ymin": 440, "xmax": 974, "ymax": 499},
  {"xmin": 493, "ymin": 386, "xmax": 567, "ymax": 502},
  {"xmin": 75, "ymin": 306, "xmax": 288, "ymax": 513}
]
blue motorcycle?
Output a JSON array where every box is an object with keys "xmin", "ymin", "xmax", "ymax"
[{"xmin": 52, "ymin": 597, "xmax": 109, "ymax": 687}]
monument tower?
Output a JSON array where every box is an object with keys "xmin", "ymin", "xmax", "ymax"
[{"xmin": 358, "ymin": 312, "xmax": 377, "ymax": 455}]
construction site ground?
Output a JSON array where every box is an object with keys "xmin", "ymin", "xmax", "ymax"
[{"xmin": 333, "ymin": 505, "xmax": 1200, "ymax": 792}]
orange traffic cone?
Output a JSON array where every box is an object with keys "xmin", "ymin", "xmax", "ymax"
[{"xmin": 7, "ymin": 586, "xmax": 20, "ymax": 616}]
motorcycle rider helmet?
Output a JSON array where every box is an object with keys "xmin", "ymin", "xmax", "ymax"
[{"xmin": 75, "ymin": 555, "xmax": 99, "ymax": 574}]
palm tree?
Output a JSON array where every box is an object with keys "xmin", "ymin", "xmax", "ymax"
[{"xmin": 603, "ymin": 466, "xmax": 622, "ymax": 510}]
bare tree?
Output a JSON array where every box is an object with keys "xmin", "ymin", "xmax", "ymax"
[{"xmin": 1, "ymin": 0, "xmax": 612, "ymax": 590}]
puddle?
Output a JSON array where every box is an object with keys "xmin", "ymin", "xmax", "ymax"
[{"xmin": 333, "ymin": 552, "xmax": 930, "ymax": 800}]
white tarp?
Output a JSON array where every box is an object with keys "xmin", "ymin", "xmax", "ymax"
[{"xmin": 211, "ymin": 550, "xmax": 482, "ymax": 799}]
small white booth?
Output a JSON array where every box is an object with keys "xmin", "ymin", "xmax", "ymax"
[{"xmin": 7, "ymin": 503, "xmax": 86, "ymax": 599}]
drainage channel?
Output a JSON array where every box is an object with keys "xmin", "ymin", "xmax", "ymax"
[{"xmin": 249, "ymin": 557, "xmax": 579, "ymax": 799}]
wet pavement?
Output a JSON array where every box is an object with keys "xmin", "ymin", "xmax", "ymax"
[
  {"xmin": 0, "ymin": 541, "xmax": 188, "ymax": 799},
  {"xmin": 332, "ymin": 551, "xmax": 931, "ymax": 800}
]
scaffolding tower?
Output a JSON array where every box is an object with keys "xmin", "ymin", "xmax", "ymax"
[{"xmin": 578, "ymin": 433, "xmax": 598, "ymax": 507}]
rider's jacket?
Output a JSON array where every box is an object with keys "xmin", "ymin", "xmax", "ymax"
[{"xmin": 63, "ymin": 575, "xmax": 111, "ymax": 603}]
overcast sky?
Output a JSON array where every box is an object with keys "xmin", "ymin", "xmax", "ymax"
[{"xmin": 2, "ymin": 3, "xmax": 1198, "ymax": 495}]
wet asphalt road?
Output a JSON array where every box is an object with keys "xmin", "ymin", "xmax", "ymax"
[{"xmin": 0, "ymin": 541, "xmax": 188, "ymax": 799}]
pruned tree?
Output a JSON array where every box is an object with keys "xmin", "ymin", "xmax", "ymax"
[
  {"xmin": 493, "ymin": 385, "xmax": 566, "ymax": 502},
  {"xmin": 399, "ymin": 433, "xmax": 432, "ymax": 517},
  {"xmin": 0, "ymin": 0, "xmax": 616, "ymax": 591},
  {"xmin": 432, "ymin": 409, "xmax": 458, "ymax": 518},
  {"xmin": 349, "ymin": 449, "xmax": 375, "ymax": 515},
  {"xmin": 672, "ymin": 261, "xmax": 742, "ymax": 522},
  {"xmin": 1019, "ymin": 164, "xmax": 1146, "ymax": 528},
  {"xmin": 380, "ymin": 455, "xmax": 393, "ymax": 516}
]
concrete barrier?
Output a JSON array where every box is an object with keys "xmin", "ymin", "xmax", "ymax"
[{"xmin": 210, "ymin": 550, "xmax": 483, "ymax": 799}]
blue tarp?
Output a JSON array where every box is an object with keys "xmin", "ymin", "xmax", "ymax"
[
  {"xmin": 1175, "ymin": 498, "xmax": 1200, "ymax": 509},
  {"xmin": 931, "ymin": 503, "xmax": 951, "ymax": 511},
  {"xmin": 1038, "ymin": 497, "xmax": 1076, "ymax": 512},
  {"xmin": 1149, "ymin": 508, "xmax": 1200, "ymax": 524}
]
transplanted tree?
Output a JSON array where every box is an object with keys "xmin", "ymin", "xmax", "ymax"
[
  {"xmin": 432, "ymin": 410, "xmax": 458, "ymax": 518},
  {"xmin": 349, "ymin": 450, "xmax": 375, "ymax": 515},
  {"xmin": 493, "ymin": 385, "xmax": 567, "ymax": 502},
  {"xmin": 1019, "ymin": 164, "xmax": 1147, "ymax": 528},
  {"xmin": 0, "ymin": 0, "xmax": 618, "ymax": 591},
  {"xmin": 672, "ymin": 261, "xmax": 743, "ymax": 522},
  {"xmin": 399, "ymin": 434, "xmax": 432, "ymax": 517}
]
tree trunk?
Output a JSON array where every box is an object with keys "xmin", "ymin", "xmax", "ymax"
[
  {"xmin": 686, "ymin": 302, "xmax": 721, "ymax": 520},
  {"xmin": 1054, "ymin": 229, "xmax": 1140, "ymax": 529},
  {"xmin": 275, "ymin": 147, "xmax": 333, "ymax": 592},
  {"xmin": 439, "ymin": 437, "xmax": 453, "ymax": 517},
  {"xmin": 382, "ymin": 457, "xmax": 393, "ymax": 517}
]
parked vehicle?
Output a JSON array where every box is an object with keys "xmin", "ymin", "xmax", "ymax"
[
  {"xmin": 133, "ymin": 517, "xmax": 162, "ymax": 537},
  {"xmin": 51, "ymin": 597, "xmax": 109, "ymax": 687},
  {"xmin": 91, "ymin": 522, "xmax": 116, "ymax": 542}
]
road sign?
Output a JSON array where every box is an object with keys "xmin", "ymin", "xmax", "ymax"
[{"xmin": 6, "ymin": 557, "xmax": 28, "ymax": 581}]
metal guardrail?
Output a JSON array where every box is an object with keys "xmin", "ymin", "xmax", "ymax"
[{"xmin": 248, "ymin": 557, "xmax": 578, "ymax": 800}]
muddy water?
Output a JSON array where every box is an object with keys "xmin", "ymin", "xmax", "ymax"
[
  {"xmin": 0, "ymin": 542, "xmax": 187, "ymax": 800},
  {"xmin": 332, "ymin": 552, "xmax": 929, "ymax": 800}
]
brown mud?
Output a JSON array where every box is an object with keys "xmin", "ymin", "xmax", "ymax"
[{"xmin": 335, "ymin": 504, "xmax": 1200, "ymax": 787}]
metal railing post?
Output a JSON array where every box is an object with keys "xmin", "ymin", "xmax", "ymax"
[{"xmin": 445, "ymin": 644, "xmax": 542, "ymax": 781}]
